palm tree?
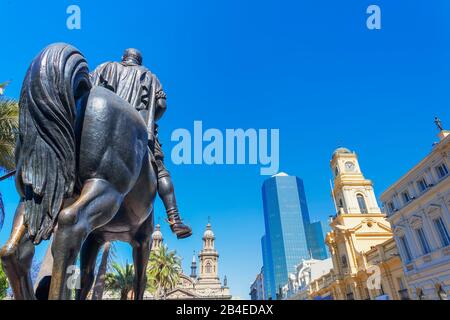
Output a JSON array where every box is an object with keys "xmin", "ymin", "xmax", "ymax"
[
  {"xmin": 0, "ymin": 81, "xmax": 18, "ymax": 171},
  {"xmin": 92, "ymin": 241, "xmax": 114, "ymax": 300},
  {"xmin": 0, "ymin": 81, "xmax": 19, "ymax": 231},
  {"xmin": 147, "ymin": 245, "xmax": 182, "ymax": 299},
  {"xmin": 105, "ymin": 262, "xmax": 134, "ymax": 300},
  {"xmin": 0, "ymin": 263, "xmax": 8, "ymax": 300}
]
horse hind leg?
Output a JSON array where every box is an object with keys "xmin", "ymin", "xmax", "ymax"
[
  {"xmin": 49, "ymin": 178, "xmax": 123, "ymax": 300},
  {"xmin": 0, "ymin": 201, "xmax": 36, "ymax": 300},
  {"xmin": 75, "ymin": 234, "xmax": 103, "ymax": 300},
  {"xmin": 132, "ymin": 212, "xmax": 154, "ymax": 300}
]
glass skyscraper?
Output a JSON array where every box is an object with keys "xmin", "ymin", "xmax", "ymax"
[{"xmin": 261, "ymin": 173, "xmax": 327, "ymax": 299}]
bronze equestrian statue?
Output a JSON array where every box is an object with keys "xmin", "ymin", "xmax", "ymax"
[{"xmin": 0, "ymin": 43, "xmax": 190, "ymax": 300}]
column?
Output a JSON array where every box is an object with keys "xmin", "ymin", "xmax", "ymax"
[{"xmin": 382, "ymin": 265, "xmax": 399, "ymax": 300}]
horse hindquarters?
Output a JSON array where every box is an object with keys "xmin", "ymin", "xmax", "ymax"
[
  {"xmin": 77, "ymin": 86, "xmax": 149, "ymax": 195},
  {"xmin": 49, "ymin": 87, "xmax": 150, "ymax": 299}
]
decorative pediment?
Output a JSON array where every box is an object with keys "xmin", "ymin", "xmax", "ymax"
[
  {"xmin": 165, "ymin": 288, "xmax": 199, "ymax": 299},
  {"xmin": 393, "ymin": 226, "xmax": 406, "ymax": 237},
  {"xmin": 177, "ymin": 274, "xmax": 195, "ymax": 289},
  {"xmin": 352, "ymin": 218, "xmax": 392, "ymax": 234},
  {"xmin": 426, "ymin": 204, "xmax": 442, "ymax": 219},
  {"xmin": 409, "ymin": 214, "xmax": 423, "ymax": 229}
]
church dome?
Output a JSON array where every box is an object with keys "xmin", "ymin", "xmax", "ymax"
[
  {"xmin": 152, "ymin": 224, "xmax": 163, "ymax": 241},
  {"xmin": 332, "ymin": 147, "xmax": 352, "ymax": 157},
  {"xmin": 203, "ymin": 223, "xmax": 215, "ymax": 239}
]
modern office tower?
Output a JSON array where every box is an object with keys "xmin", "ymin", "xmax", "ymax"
[
  {"xmin": 307, "ymin": 221, "xmax": 329, "ymax": 260},
  {"xmin": 261, "ymin": 172, "xmax": 327, "ymax": 299}
]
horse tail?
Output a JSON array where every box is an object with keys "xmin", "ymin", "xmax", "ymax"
[{"xmin": 17, "ymin": 43, "xmax": 91, "ymax": 244}]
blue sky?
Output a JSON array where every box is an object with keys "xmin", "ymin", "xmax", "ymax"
[{"xmin": 1, "ymin": 0, "xmax": 450, "ymax": 299}]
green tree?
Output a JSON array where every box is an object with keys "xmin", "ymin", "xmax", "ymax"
[
  {"xmin": 147, "ymin": 245, "xmax": 182, "ymax": 299},
  {"xmin": 0, "ymin": 263, "xmax": 8, "ymax": 300},
  {"xmin": 0, "ymin": 81, "xmax": 18, "ymax": 171},
  {"xmin": 0, "ymin": 81, "xmax": 19, "ymax": 231},
  {"xmin": 105, "ymin": 262, "xmax": 134, "ymax": 300}
]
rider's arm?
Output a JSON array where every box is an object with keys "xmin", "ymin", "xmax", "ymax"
[
  {"xmin": 154, "ymin": 91, "xmax": 167, "ymax": 121},
  {"xmin": 152, "ymin": 75, "xmax": 167, "ymax": 122}
]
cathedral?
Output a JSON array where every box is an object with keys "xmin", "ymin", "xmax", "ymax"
[{"xmin": 147, "ymin": 222, "xmax": 232, "ymax": 300}]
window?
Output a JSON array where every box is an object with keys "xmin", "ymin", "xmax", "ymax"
[
  {"xmin": 387, "ymin": 202, "xmax": 395, "ymax": 213},
  {"xmin": 335, "ymin": 167, "xmax": 339, "ymax": 177},
  {"xmin": 416, "ymin": 227, "xmax": 431, "ymax": 255},
  {"xmin": 434, "ymin": 217, "xmax": 450, "ymax": 247},
  {"xmin": 205, "ymin": 262, "xmax": 212, "ymax": 273},
  {"xmin": 346, "ymin": 285, "xmax": 354, "ymax": 300},
  {"xmin": 341, "ymin": 255, "xmax": 348, "ymax": 268},
  {"xmin": 356, "ymin": 194, "xmax": 368, "ymax": 213},
  {"xmin": 397, "ymin": 277, "xmax": 406, "ymax": 290},
  {"xmin": 416, "ymin": 178, "xmax": 428, "ymax": 192},
  {"xmin": 397, "ymin": 278, "xmax": 410, "ymax": 300},
  {"xmin": 402, "ymin": 191, "xmax": 411, "ymax": 204},
  {"xmin": 339, "ymin": 199, "xmax": 344, "ymax": 208},
  {"xmin": 436, "ymin": 163, "xmax": 449, "ymax": 179},
  {"xmin": 399, "ymin": 236, "xmax": 412, "ymax": 262}
]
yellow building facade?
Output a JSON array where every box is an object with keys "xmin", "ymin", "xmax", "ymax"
[{"xmin": 308, "ymin": 148, "xmax": 411, "ymax": 300}]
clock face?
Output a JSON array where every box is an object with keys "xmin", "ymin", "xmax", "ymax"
[{"xmin": 345, "ymin": 161, "xmax": 355, "ymax": 171}]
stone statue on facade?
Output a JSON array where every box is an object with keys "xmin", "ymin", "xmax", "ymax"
[{"xmin": 435, "ymin": 116, "xmax": 444, "ymax": 131}]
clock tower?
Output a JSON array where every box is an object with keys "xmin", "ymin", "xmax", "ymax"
[
  {"xmin": 330, "ymin": 147, "xmax": 381, "ymax": 215},
  {"xmin": 325, "ymin": 148, "xmax": 394, "ymax": 300}
]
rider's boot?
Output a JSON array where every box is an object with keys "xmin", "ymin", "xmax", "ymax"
[{"xmin": 166, "ymin": 208, "xmax": 192, "ymax": 239}]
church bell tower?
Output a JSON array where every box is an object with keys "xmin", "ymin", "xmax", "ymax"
[{"xmin": 197, "ymin": 222, "xmax": 221, "ymax": 287}]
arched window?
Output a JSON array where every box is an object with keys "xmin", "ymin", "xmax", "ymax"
[
  {"xmin": 341, "ymin": 255, "xmax": 348, "ymax": 268},
  {"xmin": 357, "ymin": 194, "xmax": 368, "ymax": 213},
  {"xmin": 205, "ymin": 262, "xmax": 212, "ymax": 273}
]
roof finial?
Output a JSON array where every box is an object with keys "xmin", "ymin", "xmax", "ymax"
[{"xmin": 435, "ymin": 116, "xmax": 444, "ymax": 131}]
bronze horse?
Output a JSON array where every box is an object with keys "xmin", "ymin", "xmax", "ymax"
[{"xmin": 0, "ymin": 43, "xmax": 158, "ymax": 299}]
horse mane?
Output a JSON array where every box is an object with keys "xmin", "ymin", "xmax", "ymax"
[{"xmin": 17, "ymin": 43, "xmax": 91, "ymax": 244}]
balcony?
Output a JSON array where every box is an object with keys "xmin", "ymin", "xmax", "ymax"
[{"xmin": 398, "ymin": 289, "xmax": 410, "ymax": 300}]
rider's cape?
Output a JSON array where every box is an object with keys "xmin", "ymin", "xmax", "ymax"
[{"xmin": 90, "ymin": 61, "xmax": 163, "ymax": 134}]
